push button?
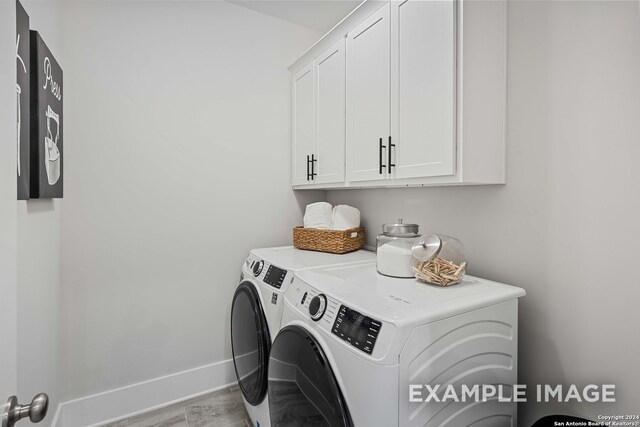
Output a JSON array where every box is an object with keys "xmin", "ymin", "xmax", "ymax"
[{"xmin": 330, "ymin": 304, "xmax": 381, "ymax": 355}]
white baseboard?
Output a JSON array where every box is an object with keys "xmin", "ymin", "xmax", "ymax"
[{"xmin": 51, "ymin": 359, "xmax": 236, "ymax": 427}]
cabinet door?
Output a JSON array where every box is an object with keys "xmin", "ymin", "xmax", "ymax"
[
  {"xmin": 291, "ymin": 64, "xmax": 315, "ymax": 186},
  {"xmin": 346, "ymin": 3, "xmax": 391, "ymax": 183},
  {"xmin": 314, "ymin": 38, "xmax": 346, "ymax": 185},
  {"xmin": 391, "ymin": 0, "xmax": 456, "ymax": 179}
]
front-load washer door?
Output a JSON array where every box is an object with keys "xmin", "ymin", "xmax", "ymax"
[
  {"xmin": 268, "ymin": 325, "xmax": 352, "ymax": 427},
  {"xmin": 231, "ymin": 281, "xmax": 271, "ymax": 406}
]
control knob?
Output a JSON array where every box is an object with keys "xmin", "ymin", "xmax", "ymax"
[
  {"xmin": 253, "ymin": 260, "xmax": 264, "ymax": 276},
  {"xmin": 308, "ymin": 294, "xmax": 327, "ymax": 321}
]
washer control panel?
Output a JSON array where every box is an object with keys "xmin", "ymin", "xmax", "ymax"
[
  {"xmin": 288, "ymin": 278, "xmax": 391, "ymax": 359},
  {"xmin": 332, "ymin": 305, "xmax": 381, "ymax": 355}
]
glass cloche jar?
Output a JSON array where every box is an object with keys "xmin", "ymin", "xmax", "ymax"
[
  {"xmin": 411, "ymin": 235, "xmax": 467, "ymax": 286},
  {"xmin": 376, "ymin": 219, "xmax": 421, "ymax": 278}
]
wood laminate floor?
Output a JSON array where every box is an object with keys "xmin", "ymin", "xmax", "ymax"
[{"xmin": 100, "ymin": 386, "xmax": 250, "ymax": 427}]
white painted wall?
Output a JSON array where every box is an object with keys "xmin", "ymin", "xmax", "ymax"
[
  {"xmin": 327, "ymin": 1, "xmax": 640, "ymax": 424},
  {"xmin": 57, "ymin": 1, "xmax": 321, "ymax": 401},
  {"xmin": 16, "ymin": 2, "xmax": 64, "ymax": 425}
]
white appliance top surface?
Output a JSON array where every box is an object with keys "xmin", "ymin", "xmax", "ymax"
[
  {"xmin": 295, "ymin": 263, "xmax": 526, "ymax": 326},
  {"xmin": 250, "ymin": 246, "xmax": 375, "ymax": 271}
]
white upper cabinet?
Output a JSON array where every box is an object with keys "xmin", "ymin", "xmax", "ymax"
[
  {"xmin": 291, "ymin": 64, "xmax": 315, "ymax": 186},
  {"xmin": 346, "ymin": 3, "xmax": 391, "ymax": 184},
  {"xmin": 390, "ymin": 0, "xmax": 456, "ymax": 180},
  {"xmin": 289, "ymin": 0, "xmax": 507, "ymax": 189},
  {"xmin": 315, "ymin": 39, "xmax": 346, "ymax": 185},
  {"xmin": 291, "ymin": 40, "xmax": 346, "ymax": 186}
]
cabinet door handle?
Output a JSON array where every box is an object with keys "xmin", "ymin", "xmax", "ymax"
[
  {"xmin": 388, "ymin": 136, "xmax": 395, "ymax": 171},
  {"xmin": 311, "ymin": 154, "xmax": 317, "ymax": 180},
  {"xmin": 306, "ymin": 155, "xmax": 310, "ymax": 181},
  {"xmin": 379, "ymin": 138, "xmax": 387, "ymax": 175}
]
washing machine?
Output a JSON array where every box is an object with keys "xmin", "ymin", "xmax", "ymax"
[
  {"xmin": 268, "ymin": 263, "xmax": 526, "ymax": 427},
  {"xmin": 231, "ymin": 246, "xmax": 375, "ymax": 427}
]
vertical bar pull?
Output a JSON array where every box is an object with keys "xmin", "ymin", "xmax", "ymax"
[
  {"xmin": 306, "ymin": 155, "xmax": 310, "ymax": 181},
  {"xmin": 379, "ymin": 138, "xmax": 386, "ymax": 175},
  {"xmin": 388, "ymin": 136, "xmax": 395, "ymax": 171},
  {"xmin": 311, "ymin": 154, "xmax": 317, "ymax": 180}
]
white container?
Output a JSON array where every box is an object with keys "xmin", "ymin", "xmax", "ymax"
[{"xmin": 376, "ymin": 220, "xmax": 420, "ymax": 278}]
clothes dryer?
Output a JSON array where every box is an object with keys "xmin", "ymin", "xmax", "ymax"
[{"xmin": 232, "ymin": 246, "xmax": 375, "ymax": 427}]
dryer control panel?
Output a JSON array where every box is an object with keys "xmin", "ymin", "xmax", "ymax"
[
  {"xmin": 244, "ymin": 255, "xmax": 291, "ymax": 291},
  {"xmin": 263, "ymin": 264, "xmax": 287, "ymax": 289},
  {"xmin": 331, "ymin": 305, "xmax": 381, "ymax": 355}
]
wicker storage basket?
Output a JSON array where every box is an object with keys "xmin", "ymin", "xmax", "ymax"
[{"xmin": 293, "ymin": 226, "xmax": 365, "ymax": 254}]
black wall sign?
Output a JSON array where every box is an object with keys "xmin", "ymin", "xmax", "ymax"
[
  {"xmin": 16, "ymin": 0, "xmax": 30, "ymax": 200},
  {"xmin": 30, "ymin": 30, "xmax": 63, "ymax": 199}
]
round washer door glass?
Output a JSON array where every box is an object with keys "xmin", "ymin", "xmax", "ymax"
[
  {"xmin": 268, "ymin": 325, "xmax": 352, "ymax": 427},
  {"xmin": 231, "ymin": 281, "xmax": 270, "ymax": 405}
]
